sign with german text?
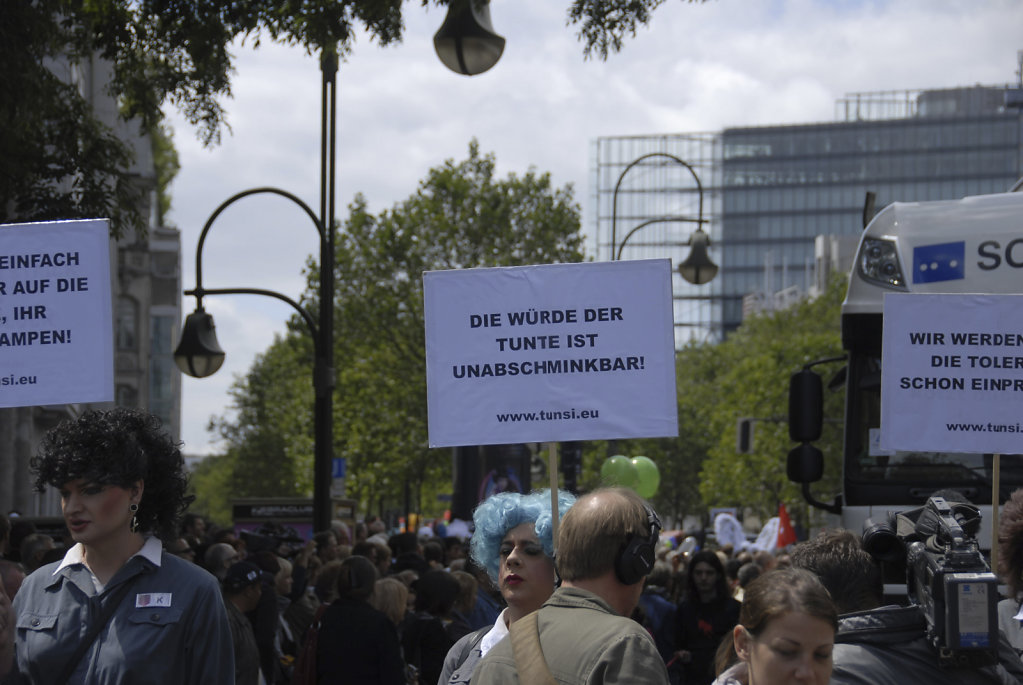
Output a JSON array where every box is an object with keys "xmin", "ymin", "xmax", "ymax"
[
  {"xmin": 424, "ymin": 260, "xmax": 678, "ymax": 447},
  {"xmin": 880, "ymin": 293, "xmax": 1023, "ymax": 454},
  {"xmin": 0, "ymin": 219, "xmax": 113, "ymax": 408}
]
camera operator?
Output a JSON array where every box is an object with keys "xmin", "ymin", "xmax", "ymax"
[{"xmin": 790, "ymin": 528, "xmax": 1023, "ymax": 684}]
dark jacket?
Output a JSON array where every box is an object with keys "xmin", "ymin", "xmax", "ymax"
[
  {"xmin": 316, "ymin": 597, "xmax": 405, "ymax": 685},
  {"xmin": 832, "ymin": 605, "xmax": 1023, "ymax": 685},
  {"xmin": 675, "ymin": 594, "xmax": 741, "ymax": 685}
]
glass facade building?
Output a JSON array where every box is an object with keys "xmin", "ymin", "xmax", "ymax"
[{"xmin": 592, "ymin": 85, "xmax": 1023, "ymax": 340}]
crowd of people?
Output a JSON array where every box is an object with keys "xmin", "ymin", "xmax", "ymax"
[{"xmin": 5, "ymin": 407, "xmax": 1023, "ymax": 684}]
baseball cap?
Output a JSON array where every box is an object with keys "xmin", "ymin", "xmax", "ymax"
[{"xmin": 223, "ymin": 561, "xmax": 262, "ymax": 593}]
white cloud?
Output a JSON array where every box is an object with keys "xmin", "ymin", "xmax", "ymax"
[{"xmin": 166, "ymin": 0, "xmax": 1023, "ymax": 454}]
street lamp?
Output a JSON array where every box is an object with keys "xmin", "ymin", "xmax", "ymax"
[
  {"xmin": 610, "ymin": 152, "xmax": 718, "ymax": 285},
  {"xmin": 174, "ymin": 50, "xmax": 338, "ymax": 534},
  {"xmin": 434, "ymin": 0, "xmax": 505, "ymax": 75}
]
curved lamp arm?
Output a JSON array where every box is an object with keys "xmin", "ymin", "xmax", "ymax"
[
  {"xmin": 610, "ymin": 152, "xmax": 704, "ymax": 260},
  {"xmin": 615, "ymin": 215, "xmax": 707, "ymax": 261}
]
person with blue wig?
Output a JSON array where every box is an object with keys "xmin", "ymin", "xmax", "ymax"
[{"xmin": 438, "ymin": 489, "xmax": 575, "ymax": 685}]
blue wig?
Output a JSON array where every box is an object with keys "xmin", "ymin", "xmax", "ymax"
[{"xmin": 469, "ymin": 489, "xmax": 576, "ymax": 583}]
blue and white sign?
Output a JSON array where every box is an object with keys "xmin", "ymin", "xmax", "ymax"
[
  {"xmin": 423, "ymin": 260, "xmax": 679, "ymax": 447},
  {"xmin": 0, "ymin": 219, "xmax": 113, "ymax": 408}
]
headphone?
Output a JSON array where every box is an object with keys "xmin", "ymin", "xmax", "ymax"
[{"xmin": 614, "ymin": 503, "xmax": 662, "ymax": 586}]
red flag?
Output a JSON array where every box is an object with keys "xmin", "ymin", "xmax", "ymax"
[{"xmin": 777, "ymin": 503, "xmax": 797, "ymax": 548}]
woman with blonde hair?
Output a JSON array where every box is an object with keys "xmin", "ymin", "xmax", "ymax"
[{"xmin": 371, "ymin": 576, "xmax": 410, "ymax": 628}]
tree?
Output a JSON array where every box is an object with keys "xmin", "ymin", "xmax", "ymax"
[
  {"xmin": 200, "ymin": 141, "xmax": 585, "ymax": 517},
  {"xmin": 3, "ymin": 0, "xmax": 700, "ymax": 235},
  {"xmin": 696, "ymin": 274, "xmax": 846, "ymax": 527}
]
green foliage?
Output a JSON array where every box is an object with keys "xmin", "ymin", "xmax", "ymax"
[
  {"xmin": 200, "ymin": 141, "xmax": 585, "ymax": 518},
  {"xmin": 696, "ymin": 274, "xmax": 846, "ymax": 527},
  {"xmin": 568, "ymin": 0, "xmax": 710, "ymax": 59},
  {"xmin": 4, "ymin": 0, "xmax": 692, "ymax": 235}
]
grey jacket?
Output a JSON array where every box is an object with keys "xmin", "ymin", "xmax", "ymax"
[
  {"xmin": 7, "ymin": 540, "xmax": 233, "ymax": 684},
  {"xmin": 469, "ymin": 586, "xmax": 669, "ymax": 685},
  {"xmin": 831, "ymin": 605, "xmax": 1023, "ymax": 685}
]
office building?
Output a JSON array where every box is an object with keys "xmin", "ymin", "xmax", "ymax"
[{"xmin": 592, "ymin": 77, "xmax": 1023, "ymax": 341}]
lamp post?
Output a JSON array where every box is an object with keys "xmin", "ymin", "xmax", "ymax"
[
  {"xmin": 174, "ymin": 50, "xmax": 338, "ymax": 534},
  {"xmin": 610, "ymin": 152, "xmax": 718, "ymax": 285}
]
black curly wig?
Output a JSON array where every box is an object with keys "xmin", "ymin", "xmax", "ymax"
[{"xmin": 32, "ymin": 408, "xmax": 194, "ymax": 540}]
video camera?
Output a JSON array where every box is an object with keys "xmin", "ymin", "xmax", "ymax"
[
  {"xmin": 240, "ymin": 521, "xmax": 307, "ymax": 558},
  {"xmin": 862, "ymin": 496, "xmax": 999, "ymax": 668}
]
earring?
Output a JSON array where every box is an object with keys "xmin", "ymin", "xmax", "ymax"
[{"xmin": 129, "ymin": 503, "xmax": 140, "ymax": 533}]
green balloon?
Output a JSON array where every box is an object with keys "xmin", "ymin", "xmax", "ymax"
[
  {"xmin": 601, "ymin": 455, "xmax": 639, "ymax": 489},
  {"xmin": 631, "ymin": 456, "xmax": 660, "ymax": 498}
]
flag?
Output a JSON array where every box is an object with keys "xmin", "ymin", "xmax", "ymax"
[{"xmin": 777, "ymin": 503, "xmax": 797, "ymax": 548}]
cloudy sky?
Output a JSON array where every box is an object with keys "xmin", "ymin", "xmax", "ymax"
[{"xmin": 165, "ymin": 0, "xmax": 1023, "ymax": 455}]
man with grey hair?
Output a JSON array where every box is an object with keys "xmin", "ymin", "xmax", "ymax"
[
  {"xmin": 471, "ymin": 487, "xmax": 669, "ymax": 684},
  {"xmin": 204, "ymin": 542, "xmax": 239, "ymax": 582}
]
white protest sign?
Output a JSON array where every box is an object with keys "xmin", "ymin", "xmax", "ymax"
[
  {"xmin": 0, "ymin": 219, "xmax": 113, "ymax": 408},
  {"xmin": 424, "ymin": 259, "xmax": 678, "ymax": 447},
  {"xmin": 880, "ymin": 293, "xmax": 1023, "ymax": 454}
]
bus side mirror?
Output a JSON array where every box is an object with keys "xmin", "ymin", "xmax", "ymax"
[
  {"xmin": 787, "ymin": 443, "xmax": 823, "ymax": 483},
  {"xmin": 789, "ymin": 369, "xmax": 823, "ymax": 442}
]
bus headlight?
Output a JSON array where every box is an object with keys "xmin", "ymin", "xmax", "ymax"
[{"xmin": 859, "ymin": 238, "xmax": 906, "ymax": 289}]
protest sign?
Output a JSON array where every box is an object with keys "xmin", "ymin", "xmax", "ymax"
[
  {"xmin": 0, "ymin": 219, "xmax": 113, "ymax": 408},
  {"xmin": 424, "ymin": 259, "xmax": 678, "ymax": 447},
  {"xmin": 880, "ymin": 292, "xmax": 1023, "ymax": 454}
]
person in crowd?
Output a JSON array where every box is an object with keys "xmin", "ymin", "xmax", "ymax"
[
  {"xmin": 402, "ymin": 569, "xmax": 459, "ymax": 684},
  {"xmin": 314, "ymin": 559, "xmax": 344, "ymax": 605},
  {"xmin": 180, "ymin": 513, "xmax": 207, "ymax": 552},
  {"xmin": 712, "ymin": 567, "xmax": 837, "ymax": 685},
  {"xmin": 371, "ymin": 576, "xmax": 410, "ymax": 629},
  {"xmin": 316, "ymin": 555, "xmax": 406, "ymax": 684},
  {"xmin": 724, "ymin": 558, "xmax": 742, "ymax": 599},
  {"xmin": 5, "ymin": 520, "xmax": 36, "ymax": 565},
  {"xmin": 439, "ymin": 489, "xmax": 573, "ymax": 684},
  {"xmin": 790, "ymin": 528, "xmax": 1023, "ymax": 684},
  {"xmin": 206, "ymin": 541, "xmax": 241, "ymax": 581},
  {"xmin": 222, "ymin": 561, "xmax": 264, "ymax": 685},
  {"xmin": 0, "ymin": 515, "xmax": 10, "ymax": 560},
  {"xmin": 471, "ymin": 487, "xmax": 669, "ymax": 685},
  {"xmin": 999, "ymin": 487, "xmax": 1023, "ymax": 654},
  {"xmin": 735, "ymin": 562, "xmax": 762, "ymax": 600},
  {"xmin": 0, "ymin": 562, "xmax": 26, "ymax": 601},
  {"xmin": 674, "ymin": 550, "xmax": 742, "ymax": 685},
  {"xmin": 0, "ymin": 578, "xmax": 12, "ymax": 679},
  {"xmin": 444, "ymin": 537, "xmax": 467, "ymax": 569},
  {"xmin": 424, "ymin": 539, "xmax": 447, "ymax": 571},
  {"xmin": 353, "ymin": 520, "xmax": 369, "ymax": 545},
  {"xmin": 6, "ymin": 408, "xmax": 233, "ymax": 683},
  {"xmin": 249, "ymin": 550, "xmax": 283, "ymax": 684},
  {"xmin": 390, "ymin": 531, "xmax": 430, "ymax": 575},
  {"xmin": 18, "ymin": 533, "xmax": 55, "ymax": 574},
  {"xmin": 314, "ymin": 530, "xmax": 340, "ymax": 564},
  {"xmin": 636, "ymin": 560, "xmax": 677, "ymax": 663},
  {"xmin": 447, "ymin": 570, "xmax": 478, "ymax": 641},
  {"xmin": 164, "ymin": 536, "xmax": 197, "ymax": 563},
  {"xmin": 463, "ymin": 557, "xmax": 504, "ymax": 631}
]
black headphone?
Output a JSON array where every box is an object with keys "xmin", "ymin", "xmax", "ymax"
[{"xmin": 614, "ymin": 503, "xmax": 662, "ymax": 586}]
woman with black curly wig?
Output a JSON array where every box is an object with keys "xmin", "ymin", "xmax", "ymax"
[{"xmin": 6, "ymin": 408, "xmax": 234, "ymax": 684}]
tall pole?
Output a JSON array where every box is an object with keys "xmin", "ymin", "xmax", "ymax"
[{"xmin": 314, "ymin": 48, "xmax": 338, "ymax": 534}]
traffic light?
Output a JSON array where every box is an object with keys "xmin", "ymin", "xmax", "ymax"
[
  {"xmin": 561, "ymin": 441, "xmax": 583, "ymax": 494},
  {"xmin": 736, "ymin": 418, "xmax": 754, "ymax": 453}
]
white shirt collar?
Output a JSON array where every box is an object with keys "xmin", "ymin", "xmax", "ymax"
[
  {"xmin": 53, "ymin": 535, "xmax": 164, "ymax": 575},
  {"xmin": 480, "ymin": 608, "xmax": 510, "ymax": 656}
]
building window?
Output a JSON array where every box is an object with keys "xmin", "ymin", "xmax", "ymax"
[{"xmin": 116, "ymin": 297, "xmax": 137, "ymax": 350}]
